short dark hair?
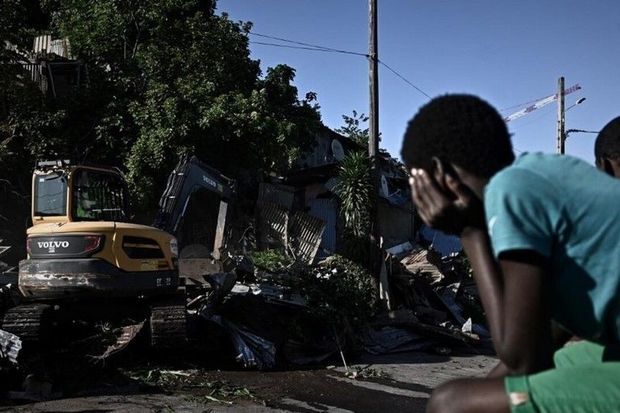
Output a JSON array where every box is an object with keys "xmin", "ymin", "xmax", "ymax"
[
  {"xmin": 595, "ymin": 116, "xmax": 620, "ymax": 161},
  {"xmin": 401, "ymin": 94, "xmax": 514, "ymax": 178}
]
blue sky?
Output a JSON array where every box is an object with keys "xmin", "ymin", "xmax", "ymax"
[{"xmin": 219, "ymin": 1, "xmax": 620, "ymax": 164}]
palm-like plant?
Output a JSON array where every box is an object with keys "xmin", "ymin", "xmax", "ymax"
[{"xmin": 335, "ymin": 151, "xmax": 372, "ymax": 238}]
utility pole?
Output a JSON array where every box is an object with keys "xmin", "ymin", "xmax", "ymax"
[
  {"xmin": 368, "ymin": 0, "xmax": 380, "ymax": 274},
  {"xmin": 557, "ymin": 76, "xmax": 566, "ymax": 154}
]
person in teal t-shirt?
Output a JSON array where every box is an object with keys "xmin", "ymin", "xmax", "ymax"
[
  {"xmin": 486, "ymin": 153, "xmax": 620, "ymax": 344},
  {"xmin": 401, "ymin": 94, "xmax": 620, "ymax": 413}
]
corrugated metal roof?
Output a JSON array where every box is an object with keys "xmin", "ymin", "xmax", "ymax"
[
  {"xmin": 400, "ymin": 247, "xmax": 444, "ymax": 284},
  {"xmin": 258, "ymin": 202, "xmax": 326, "ymax": 264},
  {"xmin": 289, "ymin": 212, "xmax": 325, "ymax": 264}
]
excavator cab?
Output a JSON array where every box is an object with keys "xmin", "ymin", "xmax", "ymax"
[
  {"xmin": 71, "ymin": 167, "xmax": 128, "ymax": 222},
  {"xmin": 32, "ymin": 160, "xmax": 129, "ymax": 225}
]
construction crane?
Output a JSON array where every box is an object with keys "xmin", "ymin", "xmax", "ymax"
[{"xmin": 503, "ymin": 83, "xmax": 582, "ymax": 123}]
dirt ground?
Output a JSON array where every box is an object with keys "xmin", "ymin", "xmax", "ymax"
[{"xmin": 0, "ymin": 347, "xmax": 496, "ymax": 412}]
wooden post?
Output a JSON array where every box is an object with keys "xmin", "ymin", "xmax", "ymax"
[
  {"xmin": 557, "ymin": 77, "xmax": 565, "ymax": 154},
  {"xmin": 368, "ymin": 0, "xmax": 381, "ymax": 274}
]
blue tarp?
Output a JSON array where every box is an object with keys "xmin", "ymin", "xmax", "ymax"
[
  {"xmin": 381, "ymin": 190, "xmax": 410, "ymax": 206},
  {"xmin": 419, "ymin": 225, "xmax": 462, "ymax": 257}
]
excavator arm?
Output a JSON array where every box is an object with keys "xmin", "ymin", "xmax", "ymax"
[{"xmin": 153, "ymin": 155, "xmax": 235, "ymax": 259}]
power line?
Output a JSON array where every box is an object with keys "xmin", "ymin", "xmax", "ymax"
[
  {"xmin": 250, "ymin": 41, "xmax": 367, "ymax": 56},
  {"xmin": 251, "ymin": 32, "xmax": 339, "ymax": 50},
  {"xmin": 250, "ymin": 31, "xmax": 433, "ymax": 100},
  {"xmin": 250, "ymin": 32, "xmax": 368, "ymax": 57},
  {"xmin": 378, "ymin": 60, "xmax": 432, "ymax": 100}
]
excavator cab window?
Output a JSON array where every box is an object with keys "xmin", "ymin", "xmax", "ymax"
[
  {"xmin": 72, "ymin": 169, "xmax": 128, "ymax": 221},
  {"xmin": 34, "ymin": 172, "xmax": 68, "ymax": 216}
]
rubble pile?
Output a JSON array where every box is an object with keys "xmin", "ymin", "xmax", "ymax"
[
  {"xmin": 0, "ymin": 241, "xmax": 489, "ymax": 371},
  {"xmin": 179, "ymin": 241, "xmax": 488, "ymax": 369},
  {"xmin": 0, "ymin": 241, "xmax": 21, "ymax": 373},
  {"xmin": 183, "ymin": 251, "xmax": 378, "ymax": 370},
  {"xmin": 0, "ymin": 239, "xmax": 488, "ymax": 371},
  {"xmin": 365, "ymin": 244, "xmax": 490, "ymax": 356},
  {"xmin": 0, "ymin": 220, "xmax": 489, "ymax": 404}
]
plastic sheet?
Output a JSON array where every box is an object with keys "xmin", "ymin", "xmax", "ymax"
[{"xmin": 209, "ymin": 315, "xmax": 276, "ymax": 370}]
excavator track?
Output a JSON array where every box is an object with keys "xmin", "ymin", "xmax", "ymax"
[
  {"xmin": 149, "ymin": 297, "xmax": 187, "ymax": 350},
  {"xmin": 1, "ymin": 303, "xmax": 53, "ymax": 344}
]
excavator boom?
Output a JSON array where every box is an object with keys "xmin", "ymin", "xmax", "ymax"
[{"xmin": 154, "ymin": 155, "xmax": 235, "ymax": 259}]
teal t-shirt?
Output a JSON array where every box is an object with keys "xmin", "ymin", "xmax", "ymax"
[{"xmin": 485, "ymin": 152, "xmax": 620, "ymax": 343}]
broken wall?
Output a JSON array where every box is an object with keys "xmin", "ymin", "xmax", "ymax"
[{"xmin": 377, "ymin": 201, "xmax": 416, "ymax": 249}]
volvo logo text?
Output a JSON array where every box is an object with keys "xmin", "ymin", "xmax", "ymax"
[{"xmin": 37, "ymin": 241, "xmax": 70, "ymax": 253}]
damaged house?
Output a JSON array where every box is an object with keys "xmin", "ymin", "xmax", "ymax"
[
  {"xmin": 256, "ymin": 126, "xmax": 418, "ymax": 262},
  {"xmin": 7, "ymin": 35, "xmax": 88, "ymax": 99}
]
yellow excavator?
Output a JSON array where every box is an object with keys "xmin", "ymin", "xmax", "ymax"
[{"xmin": 1, "ymin": 156, "xmax": 234, "ymax": 348}]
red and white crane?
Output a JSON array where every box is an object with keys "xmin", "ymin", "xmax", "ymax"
[{"xmin": 503, "ymin": 83, "xmax": 582, "ymax": 122}]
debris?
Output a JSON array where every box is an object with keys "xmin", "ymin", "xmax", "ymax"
[
  {"xmin": 400, "ymin": 247, "xmax": 446, "ymax": 285},
  {"xmin": 87, "ymin": 321, "xmax": 145, "ymax": 361},
  {"xmin": 204, "ymin": 380, "xmax": 255, "ymax": 404},
  {"xmin": 419, "ymin": 225, "xmax": 462, "ymax": 257},
  {"xmin": 382, "ymin": 245, "xmax": 491, "ymax": 350},
  {"xmin": 0, "ymin": 272, "xmax": 17, "ymax": 286},
  {"xmin": 0, "ymin": 328, "xmax": 21, "ymax": 365},
  {"xmin": 204, "ymin": 394, "xmax": 233, "ymax": 405},
  {"xmin": 379, "ymin": 258, "xmax": 391, "ymax": 310},
  {"xmin": 437, "ymin": 282, "xmax": 464, "ymax": 322},
  {"xmin": 462, "ymin": 318, "xmax": 473, "ymax": 334},
  {"xmin": 435, "ymin": 346, "xmax": 452, "ymax": 356},
  {"xmin": 362, "ymin": 327, "xmax": 434, "ymax": 355},
  {"xmin": 124, "ymin": 367, "xmax": 196, "ymax": 386},
  {"xmin": 282, "ymin": 334, "xmax": 339, "ymax": 366},
  {"xmin": 385, "ymin": 241, "xmax": 415, "ymax": 258},
  {"xmin": 8, "ymin": 374, "xmax": 59, "ymax": 401},
  {"xmin": 345, "ymin": 366, "xmax": 391, "ymax": 380},
  {"xmin": 435, "ymin": 283, "xmax": 489, "ymax": 338},
  {"xmin": 187, "ymin": 270, "xmax": 237, "ymax": 333},
  {"xmin": 210, "ymin": 315, "xmax": 276, "ymax": 370},
  {"xmin": 333, "ymin": 325, "xmax": 350, "ymax": 374},
  {"xmin": 257, "ymin": 202, "xmax": 325, "ymax": 264},
  {"xmin": 230, "ymin": 280, "xmax": 306, "ymax": 307},
  {"xmin": 371, "ymin": 309, "xmax": 419, "ymax": 327},
  {"xmin": 0, "ymin": 239, "xmax": 10, "ymax": 266},
  {"xmin": 0, "ymin": 282, "xmax": 19, "ymax": 312}
]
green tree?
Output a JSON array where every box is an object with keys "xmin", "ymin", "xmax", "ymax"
[
  {"xmin": 55, "ymin": 0, "xmax": 322, "ymax": 208},
  {"xmin": 0, "ymin": 0, "xmax": 322, "ymax": 211},
  {"xmin": 335, "ymin": 110, "xmax": 369, "ymax": 146},
  {"xmin": 0, "ymin": 1, "xmax": 135, "ymax": 191},
  {"xmin": 1, "ymin": 2, "xmax": 51, "ymax": 190}
]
